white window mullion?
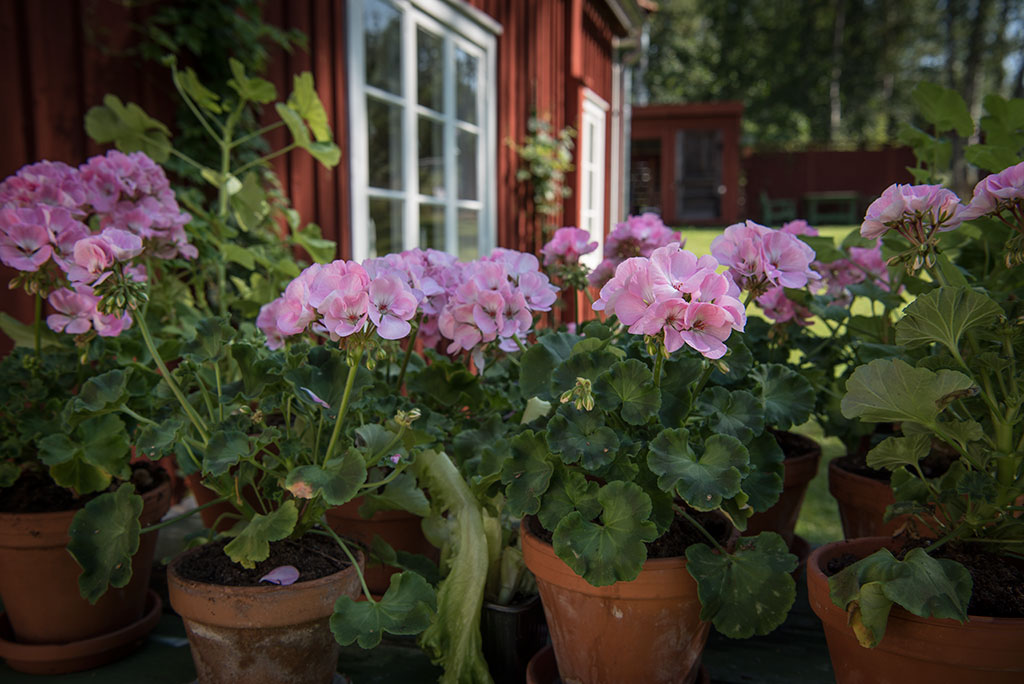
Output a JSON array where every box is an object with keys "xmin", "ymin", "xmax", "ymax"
[
  {"xmin": 402, "ymin": 10, "xmax": 418, "ymax": 252},
  {"xmin": 580, "ymin": 89, "xmax": 609, "ymax": 269},
  {"xmin": 482, "ymin": 38, "xmax": 496, "ymax": 256},
  {"xmin": 443, "ymin": 35, "xmax": 457, "ymax": 254}
]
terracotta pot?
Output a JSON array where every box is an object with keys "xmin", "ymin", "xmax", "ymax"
[
  {"xmin": 808, "ymin": 537, "xmax": 1024, "ymax": 684},
  {"xmin": 521, "ymin": 518, "xmax": 709, "ymax": 684},
  {"xmin": 167, "ymin": 543, "xmax": 364, "ymax": 684},
  {"xmin": 746, "ymin": 431, "xmax": 821, "ymax": 546},
  {"xmin": 324, "ymin": 497, "xmax": 437, "ymax": 595},
  {"xmin": 828, "ymin": 458, "xmax": 907, "ymax": 539},
  {"xmin": 481, "ymin": 594, "xmax": 549, "ymax": 684},
  {"xmin": 526, "ymin": 645, "xmax": 709, "ymax": 684},
  {"xmin": 183, "ymin": 473, "xmax": 239, "ymax": 532},
  {"xmin": 0, "ymin": 478, "xmax": 171, "ymax": 651}
]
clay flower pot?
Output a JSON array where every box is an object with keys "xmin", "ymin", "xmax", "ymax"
[
  {"xmin": 0, "ymin": 478, "xmax": 171, "ymax": 673},
  {"xmin": 521, "ymin": 518, "xmax": 708, "ymax": 684},
  {"xmin": 808, "ymin": 537, "xmax": 1024, "ymax": 684},
  {"xmin": 746, "ymin": 431, "xmax": 821, "ymax": 547},
  {"xmin": 167, "ymin": 543, "xmax": 365, "ymax": 684},
  {"xmin": 828, "ymin": 458, "xmax": 907, "ymax": 539},
  {"xmin": 325, "ymin": 496, "xmax": 437, "ymax": 595}
]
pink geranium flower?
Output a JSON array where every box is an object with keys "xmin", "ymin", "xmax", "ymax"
[
  {"xmin": 47, "ymin": 288, "xmax": 98, "ymax": 334},
  {"xmin": 367, "ymin": 273, "xmax": 418, "ymax": 339},
  {"xmin": 861, "ymin": 183, "xmax": 964, "ymax": 240},
  {"xmin": 961, "ymin": 161, "xmax": 1024, "ymax": 222},
  {"xmin": 0, "ymin": 209, "xmax": 53, "ymax": 271},
  {"xmin": 541, "ymin": 226, "xmax": 598, "ymax": 266},
  {"xmin": 67, "ymin": 235, "xmax": 115, "ymax": 284}
]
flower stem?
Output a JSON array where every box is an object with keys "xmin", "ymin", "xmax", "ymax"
[
  {"xmin": 139, "ymin": 495, "xmax": 232, "ymax": 534},
  {"xmin": 395, "ymin": 313, "xmax": 422, "ymax": 390},
  {"xmin": 674, "ymin": 505, "xmax": 727, "ymax": 555},
  {"xmin": 33, "ymin": 293, "xmax": 41, "ymax": 358},
  {"xmin": 323, "ymin": 347, "xmax": 365, "ymax": 466},
  {"xmin": 137, "ymin": 314, "xmax": 210, "ymax": 443},
  {"xmin": 318, "ymin": 520, "xmax": 374, "ymax": 603}
]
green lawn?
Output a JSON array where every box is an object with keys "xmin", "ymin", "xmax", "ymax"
[{"xmin": 676, "ymin": 225, "xmax": 857, "ymax": 546}]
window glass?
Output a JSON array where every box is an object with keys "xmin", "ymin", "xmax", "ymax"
[
  {"xmin": 418, "ymin": 116, "xmax": 445, "ymax": 198},
  {"xmin": 367, "ymin": 97, "xmax": 403, "ymax": 190},
  {"xmin": 364, "ymin": 0, "xmax": 401, "ymax": 94},
  {"xmin": 417, "ymin": 28, "xmax": 443, "ymax": 112},
  {"xmin": 457, "ymin": 129, "xmax": 477, "ymax": 200},
  {"xmin": 419, "ymin": 204, "xmax": 445, "ymax": 250},
  {"xmin": 369, "ymin": 197, "xmax": 403, "ymax": 257},
  {"xmin": 458, "ymin": 208, "xmax": 479, "ymax": 260},
  {"xmin": 455, "ymin": 48, "xmax": 478, "ymax": 124}
]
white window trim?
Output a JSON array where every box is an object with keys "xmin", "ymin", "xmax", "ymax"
[
  {"xmin": 347, "ymin": 0, "xmax": 498, "ymax": 261},
  {"xmin": 579, "ymin": 88, "xmax": 609, "ymax": 270}
]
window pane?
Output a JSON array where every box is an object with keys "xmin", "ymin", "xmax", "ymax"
[
  {"xmin": 457, "ymin": 130, "xmax": 477, "ymax": 200},
  {"xmin": 458, "ymin": 208, "xmax": 478, "ymax": 261},
  {"xmin": 364, "ymin": 0, "xmax": 401, "ymax": 94},
  {"xmin": 418, "ymin": 116, "xmax": 445, "ymax": 198},
  {"xmin": 369, "ymin": 197, "xmax": 403, "ymax": 257},
  {"xmin": 417, "ymin": 28, "xmax": 443, "ymax": 112},
  {"xmin": 367, "ymin": 97, "xmax": 403, "ymax": 190},
  {"xmin": 419, "ymin": 204, "xmax": 445, "ymax": 251},
  {"xmin": 455, "ymin": 48, "xmax": 478, "ymax": 124}
]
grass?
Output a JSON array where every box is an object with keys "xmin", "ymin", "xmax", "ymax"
[{"xmin": 676, "ymin": 225, "xmax": 857, "ymax": 546}]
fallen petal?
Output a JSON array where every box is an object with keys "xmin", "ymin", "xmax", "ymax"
[{"xmin": 259, "ymin": 565, "xmax": 300, "ymax": 586}]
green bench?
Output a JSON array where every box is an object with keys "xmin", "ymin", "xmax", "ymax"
[
  {"xmin": 803, "ymin": 191, "xmax": 860, "ymax": 225},
  {"xmin": 760, "ymin": 191, "xmax": 798, "ymax": 226}
]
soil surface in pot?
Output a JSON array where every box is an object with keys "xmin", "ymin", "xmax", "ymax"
[
  {"xmin": 825, "ymin": 539, "xmax": 1024, "ymax": 618},
  {"xmin": 530, "ymin": 507, "xmax": 732, "ymax": 558},
  {"xmin": 174, "ymin": 534, "xmax": 351, "ymax": 586},
  {"xmin": 771, "ymin": 429, "xmax": 818, "ymax": 459},
  {"xmin": 0, "ymin": 462, "xmax": 168, "ymax": 514}
]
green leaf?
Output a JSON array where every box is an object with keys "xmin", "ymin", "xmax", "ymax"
[
  {"xmin": 964, "ymin": 144, "xmax": 1020, "ymax": 173},
  {"xmin": 223, "ymin": 501, "xmax": 299, "ymax": 569},
  {"xmin": 204, "ymin": 429, "xmax": 250, "ymax": 476},
  {"xmin": 658, "ymin": 357, "xmax": 702, "ymax": 426},
  {"xmin": 798, "ymin": 235, "xmax": 845, "ymax": 263},
  {"xmin": 537, "ymin": 465, "xmax": 600, "ymax": 532},
  {"xmin": 185, "ymin": 317, "xmax": 235, "ymax": 362},
  {"xmin": 227, "ymin": 57, "xmax": 276, "ymax": 104},
  {"xmin": 0, "ymin": 462, "xmax": 19, "ymax": 488},
  {"xmin": 553, "ymin": 350, "xmax": 621, "ymax": 400},
  {"xmin": 276, "ymin": 102, "xmax": 310, "ymax": 146},
  {"xmin": 294, "ymin": 223, "xmax": 337, "ymax": 264},
  {"xmin": 912, "ymin": 82, "xmax": 973, "ymax": 137},
  {"xmin": 78, "ymin": 414, "xmax": 131, "ymax": 480},
  {"xmin": 288, "ymin": 72, "xmax": 331, "ymax": 142},
  {"xmin": 743, "ymin": 432, "xmax": 785, "ymax": 512},
  {"xmin": 828, "ymin": 547, "xmax": 971, "ymax": 647},
  {"xmin": 306, "ymin": 141, "xmax": 341, "ymax": 167},
  {"xmin": 594, "ymin": 358, "xmax": 661, "ymax": 425},
  {"xmin": 500, "ymin": 431, "xmax": 553, "ymax": 517},
  {"xmin": 67, "ymin": 484, "xmax": 144, "ymax": 604},
  {"xmin": 749, "ymin": 364, "xmax": 814, "ymax": 431},
  {"xmin": 49, "ymin": 456, "xmax": 110, "ymax": 495},
  {"xmin": 546, "ymin": 405, "xmax": 618, "ymax": 470},
  {"xmin": 84, "ymin": 95, "xmax": 172, "ymax": 162},
  {"xmin": 552, "ymin": 481, "xmax": 658, "ymax": 586},
  {"xmin": 696, "ymin": 387, "xmax": 763, "ymax": 443},
  {"xmin": 221, "ymin": 242, "xmax": 256, "ymax": 270},
  {"xmin": 135, "ymin": 416, "xmax": 186, "ymax": 460},
  {"xmin": 72, "ymin": 369, "xmax": 128, "ymax": 413},
  {"xmin": 649, "ymin": 431, "xmax": 747, "ymax": 511},
  {"xmin": 285, "ymin": 449, "xmax": 366, "ymax": 505},
  {"xmin": 360, "ymin": 472, "xmax": 430, "ymax": 517},
  {"xmin": 0, "ymin": 312, "xmax": 59, "ymax": 348},
  {"xmin": 686, "ymin": 532, "xmax": 796, "ymax": 638},
  {"xmin": 840, "ymin": 359, "xmax": 975, "ymax": 425},
  {"xmin": 230, "ymin": 172, "xmax": 270, "ymax": 232},
  {"xmin": 331, "ymin": 571, "xmax": 436, "ymax": 648},
  {"xmin": 179, "ymin": 67, "xmax": 222, "ymax": 113},
  {"xmin": 895, "ymin": 287, "xmax": 1002, "ymax": 356},
  {"xmin": 518, "ymin": 343, "xmax": 560, "ymax": 400},
  {"xmin": 866, "ymin": 434, "xmax": 931, "ymax": 471}
]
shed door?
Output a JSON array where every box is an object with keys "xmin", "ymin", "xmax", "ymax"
[
  {"xmin": 579, "ymin": 89, "xmax": 608, "ymax": 268},
  {"xmin": 674, "ymin": 129, "xmax": 722, "ymax": 221}
]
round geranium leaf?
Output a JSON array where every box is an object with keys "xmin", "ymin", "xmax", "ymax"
[
  {"xmin": 285, "ymin": 447, "xmax": 367, "ymax": 506},
  {"xmin": 594, "ymin": 358, "xmax": 661, "ymax": 426},
  {"xmin": 743, "ymin": 432, "xmax": 785, "ymax": 513},
  {"xmin": 552, "ymin": 481, "xmax": 658, "ymax": 586},
  {"xmin": 696, "ymin": 387, "xmax": 763, "ymax": 443},
  {"xmin": 650, "ymin": 431, "xmax": 747, "ymax": 511},
  {"xmin": 552, "ymin": 349, "xmax": 621, "ymax": 398},
  {"xmin": 658, "ymin": 357, "xmax": 702, "ymax": 427},
  {"xmin": 538, "ymin": 465, "xmax": 601, "ymax": 532},
  {"xmin": 500, "ymin": 431, "xmax": 554, "ymax": 517},
  {"xmin": 547, "ymin": 405, "xmax": 619, "ymax": 470},
  {"xmin": 749, "ymin": 364, "xmax": 815, "ymax": 431},
  {"xmin": 686, "ymin": 532, "xmax": 796, "ymax": 638},
  {"xmin": 223, "ymin": 501, "xmax": 299, "ymax": 569},
  {"xmin": 331, "ymin": 570, "xmax": 437, "ymax": 648},
  {"xmin": 68, "ymin": 484, "xmax": 144, "ymax": 604},
  {"xmin": 203, "ymin": 429, "xmax": 250, "ymax": 476}
]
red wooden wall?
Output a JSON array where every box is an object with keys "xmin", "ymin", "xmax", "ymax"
[{"xmin": 0, "ymin": 0, "xmax": 632, "ymax": 344}]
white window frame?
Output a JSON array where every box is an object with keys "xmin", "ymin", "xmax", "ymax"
[
  {"xmin": 578, "ymin": 88, "xmax": 609, "ymax": 270},
  {"xmin": 347, "ymin": 0, "xmax": 499, "ymax": 261}
]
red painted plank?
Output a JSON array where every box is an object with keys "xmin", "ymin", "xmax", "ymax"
[
  {"xmin": 285, "ymin": 0, "xmax": 316, "ymax": 236},
  {"xmin": 0, "ymin": 1, "xmax": 30, "ymax": 177},
  {"xmin": 312, "ymin": 0, "xmax": 338, "ymax": 259},
  {"xmin": 332, "ymin": 0, "xmax": 351, "ymax": 260},
  {"xmin": 80, "ymin": 0, "xmax": 141, "ymax": 158}
]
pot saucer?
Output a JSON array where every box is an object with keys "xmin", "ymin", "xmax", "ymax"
[
  {"xmin": 526, "ymin": 645, "xmax": 710, "ymax": 684},
  {"xmin": 0, "ymin": 589, "xmax": 162, "ymax": 675}
]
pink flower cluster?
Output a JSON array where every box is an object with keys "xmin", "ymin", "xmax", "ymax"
[
  {"xmin": 711, "ymin": 220, "xmax": 820, "ymax": 296},
  {"xmin": 438, "ymin": 248, "xmax": 558, "ymax": 355},
  {"xmin": 861, "ymin": 183, "xmax": 964, "ymax": 240},
  {"xmin": 593, "ymin": 243, "xmax": 745, "ymax": 359},
  {"xmin": 540, "ymin": 226, "xmax": 598, "ymax": 266},
  {"xmin": 960, "ymin": 160, "xmax": 1024, "ymax": 223},
  {"xmin": 257, "ymin": 260, "xmax": 419, "ymax": 349},
  {"xmin": 588, "ymin": 213, "xmax": 681, "ymax": 288},
  {"xmin": 0, "ymin": 151, "xmax": 193, "ymax": 338}
]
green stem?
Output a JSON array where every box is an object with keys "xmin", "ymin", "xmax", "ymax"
[
  {"xmin": 319, "ymin": 520, "xmax": 374, "ymax": 602},
  {"xmin": 231, "ymin": 120, "xmax": 285, "ymax": 148},
  {"xmin": 675, "ymin": 505, "xmax": 727, "ymax": 554},
  {"xmin": 323, "ymin": 348, "xmax": 365, "ymax": 466},
  {"xmin": 513, "ymin": 334, "xmax": 528, "ymax": 353},
  {"xmin": 119, "ymin": 406, "xmax": 157, "ymax": 426},
  {"xmin": 169, "ymin": 64, "xmax": 224, "ymax": 144},
  {"xmin": 653, "ymin": 348, "xmax": 664, "ymax": 388},
  {"xmin": 137, "ymin": 315, "xmax": 210, "ymax": 443},
  {"xmin": 233, "ymin": 143, "xmax": 298, "ymax": 178},
  {"xmin": 396, "ymin": 313, "xmax": 422, "ymax": 390},
  {"xmin": 140, "ymin": 495, "xmax": 232, "ymax": 534},
  {"xmin": 214, "ymin": 363, "xmax": 224, "ymax": 422},
  {"xmin": 33, "ymin": 293, "xmax": 41, "ymax": 358}
]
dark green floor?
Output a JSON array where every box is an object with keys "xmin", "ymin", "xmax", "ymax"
[{"xmin": 0, "ymin": 571, "xmax": 832, "ymax": 684}]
